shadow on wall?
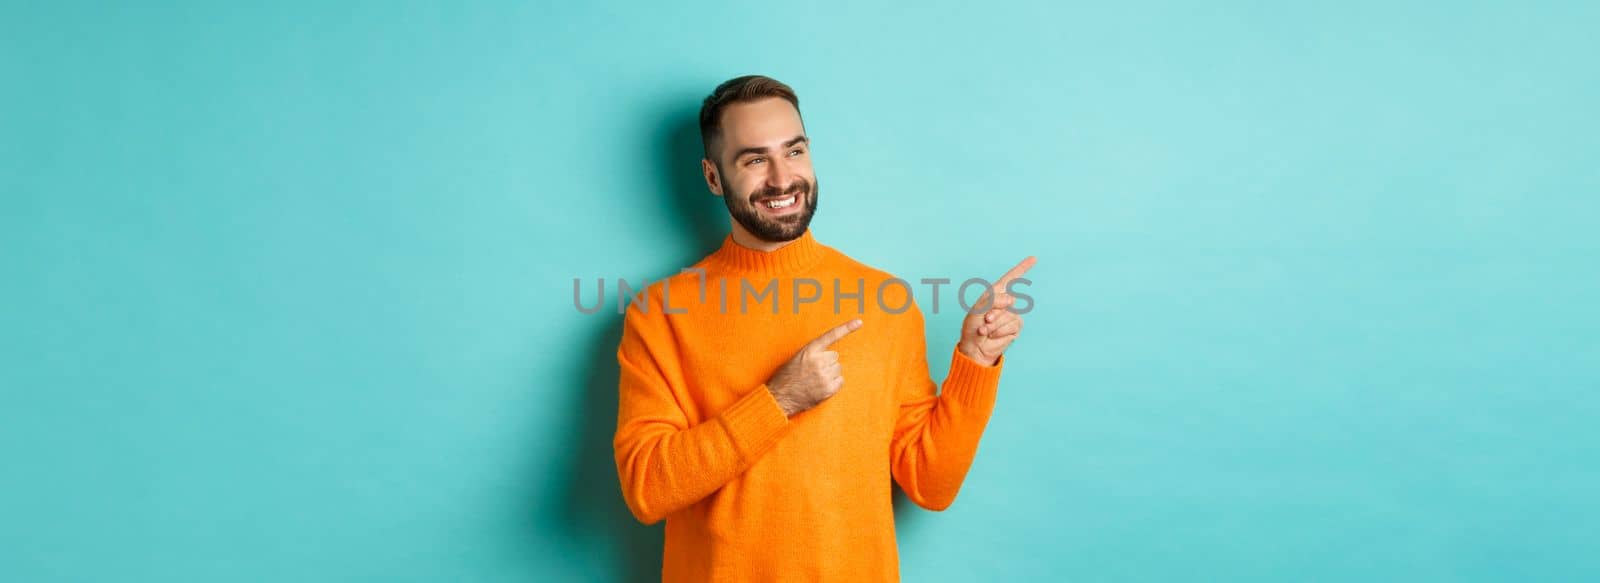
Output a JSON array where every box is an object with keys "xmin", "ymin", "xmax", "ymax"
[{"xmin": 547, "ymin": 96, "xmax": 725, "ymax": 582}]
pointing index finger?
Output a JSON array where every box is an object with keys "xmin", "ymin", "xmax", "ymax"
[
  {"xmin": 994, "ymin": 256, "xmax": 1038, "ymax": 289},
  {"xmin": 809, "ymin": 318, "xmax": 864, "ymax": 350}
]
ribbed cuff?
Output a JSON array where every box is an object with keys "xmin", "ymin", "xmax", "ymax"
[
  {"xmin": 717, "ymin": 384, "xmax": 791, "ymax": 464},
  {"xmin": 942, "ymin": 348, "xmax": 1005, "ymax": 411}
]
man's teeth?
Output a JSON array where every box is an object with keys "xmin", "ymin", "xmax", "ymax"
[{"xmin": 765, "ymin": 195, "xmax": 797, "ymax": 209}]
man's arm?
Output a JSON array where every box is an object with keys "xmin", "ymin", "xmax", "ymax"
[
  {"xmin": 612, "ymin": 304, "xmax": 793, "ymax": 525},
  {"xmin": 890, "ymin": 303, "xmax": 1005, "ymax": 511},
  {"xmin": 890, "ymin": 256, "xmax": 1033, "ymax": 510},
  {"xmin": 612, "ymin": 297, "xmax": 863, "ymax": 525}
]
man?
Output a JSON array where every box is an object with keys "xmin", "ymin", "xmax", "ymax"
[{"xmin": 613, "ymin": 75, "xmax": 1034, "ymax": 582}]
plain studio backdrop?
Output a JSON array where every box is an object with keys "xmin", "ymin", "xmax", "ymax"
[{"xmin": 3, "ymin": 1, "xmax": 1596, "ymax": 581}]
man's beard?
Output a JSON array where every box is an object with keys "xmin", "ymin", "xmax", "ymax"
[{"xmin": 723, "ymin": 175, "xmax": 819, "ymax": 243}]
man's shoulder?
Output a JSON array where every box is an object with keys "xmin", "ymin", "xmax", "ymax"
[
  {"xmin": 822, "ymin": 245, "xmax": 925, "ymax": 319},
  {"xmin": 824, "ymin": 245, "xmax": 905, "ymax": 286},
  {"xmin": 618, "ymin": 265, "xmax": 708, "ymax": 321}
]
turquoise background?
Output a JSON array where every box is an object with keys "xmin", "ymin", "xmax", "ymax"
[{"xmin": 4, "ymin": 1, "xmax": 1597, "ymax": 581}]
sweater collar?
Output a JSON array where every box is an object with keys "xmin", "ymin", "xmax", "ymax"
[{"xmin": 708, "ymin": 228, "xmax": 827, "ymax": 276}]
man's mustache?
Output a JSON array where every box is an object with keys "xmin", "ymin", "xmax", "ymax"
[{"xmin": 750, "ymin": 180, "xmax": 811, "ymax": 203}]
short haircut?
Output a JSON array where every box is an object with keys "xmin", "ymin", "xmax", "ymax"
[{"xmin": 698, "ymin": 75, "xmax": 801, "ymax": 161}]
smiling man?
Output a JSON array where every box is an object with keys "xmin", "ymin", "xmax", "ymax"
[{"xmin": 613, "ymin": 75, "xmax": 1034, "ymax": 582}]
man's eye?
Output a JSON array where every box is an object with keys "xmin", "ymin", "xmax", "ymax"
[
  {"xmin": 788, "ymin": 149, "xmax": 803, "ymax": 157},
  {"xmin": 748, "ymin": 157, "xmax": 765, "ymax": 165}
]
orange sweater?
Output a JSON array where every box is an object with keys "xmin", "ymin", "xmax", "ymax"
[{"xmin": 613, "ymin": 229, "xmax": 1005, "ymax": 582}]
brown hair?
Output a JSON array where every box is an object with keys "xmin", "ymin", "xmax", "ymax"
[{"xmin": 698, "ymin": 75, "xmax": 801, "ymax": 161}]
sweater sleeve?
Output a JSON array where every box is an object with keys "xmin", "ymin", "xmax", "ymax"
[
  {"xmin": 612, "ymin": 300, "xmax": 792, "ymax": 525},
  {"xmin": 890, "ymin": 303, "xmax": 1005, "ymax": 511}
]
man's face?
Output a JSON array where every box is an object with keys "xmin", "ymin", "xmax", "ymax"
[{"xmin": 705, "ymin": 97, "xmax": 818, "ymax": 243}]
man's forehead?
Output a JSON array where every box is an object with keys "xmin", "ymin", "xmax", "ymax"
[{"xmin": 721, "ymin": 98, "xmax": 804, "ymax": 145}]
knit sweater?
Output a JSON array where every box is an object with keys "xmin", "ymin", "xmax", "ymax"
[{"xmin": 613, "ymin": 228, "xmax": 1005, "ymax": 582}]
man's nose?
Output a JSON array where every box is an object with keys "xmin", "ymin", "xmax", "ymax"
[{"xmin": 765, "ymin": 156, "xmax": 796, "ymax": 191}]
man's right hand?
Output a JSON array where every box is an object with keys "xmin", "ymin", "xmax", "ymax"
[{"xmin": 766, "ymin": 319, "xmax": 864, "ymax": 418}]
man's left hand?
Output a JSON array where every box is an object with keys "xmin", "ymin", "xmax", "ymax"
[{"xmin": 957, "ymin": 256, "xmax": 1036, "ymax": 367}]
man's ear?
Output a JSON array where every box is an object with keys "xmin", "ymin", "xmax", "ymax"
[{"xmin": 701, "ymin": 157, "xmax": 724, "ymax": 196}]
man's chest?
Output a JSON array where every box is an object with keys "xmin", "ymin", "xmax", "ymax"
[{"xmin": 663, "ymin": 306, "xmax": 903, "ymax": 435}]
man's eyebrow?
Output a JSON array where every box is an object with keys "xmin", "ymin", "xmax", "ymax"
[{"xmin": 730, "ymin": 135, "xmax": 809, "ymax": 161}]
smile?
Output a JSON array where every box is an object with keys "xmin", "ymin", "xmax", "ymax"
[{"xmin": 756, "ymin": 193, "xmax": 801, "ymax": 215}]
